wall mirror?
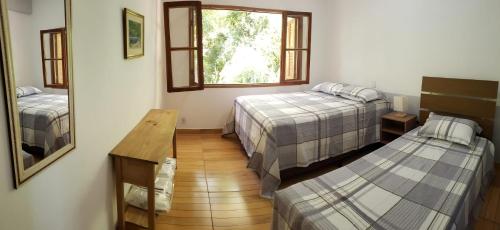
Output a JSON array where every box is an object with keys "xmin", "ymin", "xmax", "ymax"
[{"xmin": 0, "ymin": 0, "xmax": 74, "ymax": 187}]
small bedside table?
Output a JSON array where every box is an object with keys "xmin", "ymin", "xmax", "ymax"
[{"xmin": 380, "ymin": 112, "xmax": 418, "ymax": 144}]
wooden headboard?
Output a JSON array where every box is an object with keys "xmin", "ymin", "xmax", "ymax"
[{"xmin": 420, "ymin": 76, "xmax": 499, "ymax": 139}]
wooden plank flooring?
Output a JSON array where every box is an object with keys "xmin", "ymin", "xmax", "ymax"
[
  {"xmin": 157, "ymin": 133, "xmax": 271, "ymax": 230},
  {"xmin": 157, "ymin": 133, "xmax": 500, "ymax": 230}
]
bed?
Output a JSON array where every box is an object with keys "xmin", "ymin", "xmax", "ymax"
[
  {"xmin": 18, "ymin": 93, "xmax": 70, "ymax": 157},
  {"xmin": 272, "ymin": 77, "xmax": 499, "ymax": 230},
  {"xmin": 224, "ymin": 90, "xmax": 390, "ymax": 197}
]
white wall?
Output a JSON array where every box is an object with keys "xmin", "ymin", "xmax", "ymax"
[
  {"xmin": 325, "ymin": 0, "xmax": 500, "ymax": 161},
  {"xmin": 157, "ymin": 0, "xmax": 331, "ymax": 129},
  {"xmin": 0, "ymin": 0, "xmax": 157, "ymax": 229},
  {"xmin": 326, "ymin": 0, "xmax": 500, "ymax": 96},
  {"xmin": 7, "ymin": 0, "xmax": 32, "ymax": 14},
  {"xmin": 8, "ymin": 10, "xmax": 35, "ymax": 87}
]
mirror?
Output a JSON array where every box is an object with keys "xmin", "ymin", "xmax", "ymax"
[{"xmin": 0, "ymin": 0, "xmax": 74, "ymax": 187}]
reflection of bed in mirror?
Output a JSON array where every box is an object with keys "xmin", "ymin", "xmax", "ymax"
[
  {"xmin": 22, "ymin": 151, "xmax": 35, "ymax": 169},
  {"xmin": 17, "ymin": 86, "xmax": 70, "ymax": 168}
]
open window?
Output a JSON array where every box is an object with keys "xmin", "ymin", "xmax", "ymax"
[
  {"xmin": 281, "ymin": 12, "xmax": 311, "ymax": 84},
  {"xmin": 164, "ymin": 1, "xmax": 204, "ymax": 92},
  {"xmin": 40, "ymin": 28, "xmax": 67, "ymax": 89},
  {"xmin": 163, "ymin": 3, "xmax": 312, "ymax": 91}
]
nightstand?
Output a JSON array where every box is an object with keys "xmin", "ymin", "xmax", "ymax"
[{"xmin": 380, "ymin": 112, "xmax": 418, "ymax": 144}]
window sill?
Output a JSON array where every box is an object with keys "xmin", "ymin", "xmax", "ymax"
[
  {"xmin": 205, "ymin": 81, "xmax": 309, "ymax": 88},
  {"xmin": 44, "ymin": 84, "xmax": 68, "ymax": 89}
]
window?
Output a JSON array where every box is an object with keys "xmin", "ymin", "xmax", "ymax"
[
  {"xmin": 282, "ymin": 12, "xmax": 311, "ymax": 83},
  {"xmin": 164, "ymin": 2, "xmax": 311, "ymax": 92},
  {"xmin": 164, "ymin": 1, "xmax": 204, "ymax": 92},
  {"xmin": 40, "ymin": 28, "xmax": 68, "ymax": 89}
]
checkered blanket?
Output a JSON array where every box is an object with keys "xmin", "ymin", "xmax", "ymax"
[
  {"xmin": 273, "ymin": 129, "xmax": 495, "ymax": 230},
  {"xmin": 18, "ymin": 93, "xmax": 70, "ymax": 156},
  {"xmin": 223, "ymin": 91, "xmax": 390, "ymax": 198}
]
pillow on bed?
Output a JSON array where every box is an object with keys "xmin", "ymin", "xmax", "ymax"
[
  {"xmin": 16, "ymin": 86, "xmax": 42, "ymax": 98},
  {"xmin": 338, "ymin": 85, "xmax": 385, "ymax": 103},
  {"xmin": 311, "ymin": 82, "xmax": 344, "ymax": 95},
  {"xmin": 418, "ymin": 112, "xmax": 482, "ymax": 146}
]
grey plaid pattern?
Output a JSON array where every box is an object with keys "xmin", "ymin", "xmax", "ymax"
[
  {"xmin": 273, "ymin": 129, "xmax": 495, "ymax": 230},
  {"xmin": 18, "ymin": 93, "xmax": 70, "ymax": 156},
  {"xmin": 418, "ymin": 113, "xmax": 482, "ymax": 147},
  {"xmin": 339, "ymin": 85, "xmax": 385, "ymax": 103},
  {"xmin": 311, "ymin": 82, "xmax": 345, "ymax": 95},
  {"xmin": 16, "ymin": 86, "xmax": 42, "ymax": 98},
  {"xmin": 224, "ymin": 91, "xmax": 390, "ymax": 198}
]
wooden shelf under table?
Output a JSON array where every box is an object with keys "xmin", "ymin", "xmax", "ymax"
[{"xmin": 381, "ymin": 127, "xmax": 405, "ymax": 136}]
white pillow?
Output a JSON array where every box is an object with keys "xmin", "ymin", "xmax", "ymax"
[
  {"xmin": 418, "ymin": 113, "xmax": 481, "ymax": 146},
  {"xmin": 311, "ymin": 82, "xmax": 344, "ymax": 95},
  {"xmin": 338, "ymin": 85, "xmax": 385, "ymax": 103},
  {"xmin": 16, "ymin": 86, "xmax": 42, "ymax": 98}
]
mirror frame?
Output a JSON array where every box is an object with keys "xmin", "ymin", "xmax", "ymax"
[{"xmin": 0, "ymin": 0, "xmax": 75, "ymax": 188}]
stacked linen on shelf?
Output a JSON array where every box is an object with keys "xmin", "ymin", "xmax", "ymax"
[{"xmin": 125, "ymin": 157, "xmax": 177, "ymax": 213}]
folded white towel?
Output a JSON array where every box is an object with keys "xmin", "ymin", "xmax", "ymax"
[{"xmin": 125, "ymin": 157, "xmax": 177, "ymax": 213}]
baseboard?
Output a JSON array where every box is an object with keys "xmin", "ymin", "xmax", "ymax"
[{"xmin": 176, "ymin": 129, "xmax": 223, "ymax": 134}]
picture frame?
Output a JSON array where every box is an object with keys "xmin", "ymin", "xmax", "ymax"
[{"xmin": 123, "ymin": 8, "xmax": 144, "ymax": 59}]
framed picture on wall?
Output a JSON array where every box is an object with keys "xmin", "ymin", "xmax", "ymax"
[{"xmin": 123, "ymin": 8, "xmax": 144, "ymax": 59}]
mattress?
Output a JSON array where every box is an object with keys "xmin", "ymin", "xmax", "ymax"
[
  {"xmin": 273, "ymin": 128, "xmax": 495, "ymax": 230},
  {"xmin": 18, "ymin": 93, "xmax": 70, "ymax": 156},
  {"xmin": 223, "ymin": 91, "xmax": 390, "ymax": 197}
]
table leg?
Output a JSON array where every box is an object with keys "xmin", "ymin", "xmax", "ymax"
[
  {"xmin": 173, "ymin": 128, "xmax": 177, "ymax": 159},
  {"xmin": 147, "ymin": 166, "xmax": 155, "ymax": 230},
  {"xmin": 115, "ymin": 158, "xmax": 125, "ymax": 230}
]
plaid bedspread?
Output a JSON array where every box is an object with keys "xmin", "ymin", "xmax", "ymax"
[
  {"xmin": 273, "ymin": 129, "xmax": 495, "ymax": 230},
  {"xmin": 18, "ymin": 93, "xmax": 70, "ymax": 156},
  {"xmin": 223, "ymin": 91, "xmax": 390, "ymax": 198}
]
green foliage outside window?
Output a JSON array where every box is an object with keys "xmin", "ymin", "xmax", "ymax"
[{"xmin": 202, "ymin": 10, "xmax": 281, "ymax": 84}]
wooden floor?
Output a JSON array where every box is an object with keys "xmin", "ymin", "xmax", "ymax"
[
  {"xmin": 156, "ymin": 133, "xmax": 270, "ymax": 230},
  {"xmin": 156, "ymin": 133, "xmax": 500, "ymax": 230}
]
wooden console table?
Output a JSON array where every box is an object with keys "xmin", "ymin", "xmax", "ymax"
[{"xmin": 109, "ymin": 109, "xmax": 178, "ymax": 229}]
